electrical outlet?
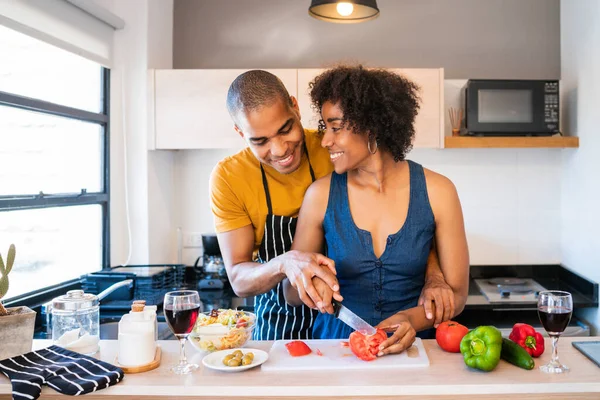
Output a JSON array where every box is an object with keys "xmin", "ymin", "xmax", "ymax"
[{"xmin": 183, "ymin": 232, "xmax": 204, "ymax": 248}]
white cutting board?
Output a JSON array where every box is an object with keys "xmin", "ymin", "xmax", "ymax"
[{"xmin": 261, "ymin": 338, "xmax": 429, "ymax": 371}]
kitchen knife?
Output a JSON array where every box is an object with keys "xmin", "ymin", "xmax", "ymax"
[{"xmin": 332, "ymin": 300, "xmax": 377, "ymax": 335}]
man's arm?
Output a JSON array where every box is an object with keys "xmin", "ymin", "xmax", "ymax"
[
  {"xmin": 210, "ymin": 165, "xmax": 338, "ymax": 305},
  {"xmin": 217, "ymin": 225, "xmax": 284, "ymax": 298},
  {"xmin": 218, "ymin": 225, "xmax": 337, "ymax": 303}
]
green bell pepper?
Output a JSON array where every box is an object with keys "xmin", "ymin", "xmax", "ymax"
[{"xmin": 460, "ymin": 326, "xmax": 503, "ymax": 372}]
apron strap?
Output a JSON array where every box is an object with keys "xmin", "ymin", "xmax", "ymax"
[
  {"xmin": 259, "ymin": 163, "xmax": 273, "ymax": 215},
  {"xmin": 304, "ymin": 141, "xmax": 316, "ymax": 182}
]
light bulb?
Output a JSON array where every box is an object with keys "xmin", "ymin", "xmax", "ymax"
[{"xmin": 336, "ymin": 2, "xmax": 354, "ymax": 17}]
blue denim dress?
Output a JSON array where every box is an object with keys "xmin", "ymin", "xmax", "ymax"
[{"xmin": 313, "ymin": 160, "xmax": 436, "ymax": 339}]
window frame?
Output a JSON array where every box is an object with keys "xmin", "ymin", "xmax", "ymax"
[{"xmin": 0, "ymin": 67, "xmax": 110, "ymax": 303}]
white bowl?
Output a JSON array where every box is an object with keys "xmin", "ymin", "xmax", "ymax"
[{"xmin": 189, "ymin": 323, "xmax": 255, "ymax": 352}]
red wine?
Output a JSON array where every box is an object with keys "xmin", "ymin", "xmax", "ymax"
[
  {"xmin": 165, "ymin": 304, "xmax": 200, "ymax": 335},
  {"xmin": 538, "ymin": 306, "xmax": 572, "ymax": 335}
]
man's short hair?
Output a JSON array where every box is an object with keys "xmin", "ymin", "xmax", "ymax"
[{"xmin": 226, "ymin": 70, "xmax": 292, "ymax": 124}]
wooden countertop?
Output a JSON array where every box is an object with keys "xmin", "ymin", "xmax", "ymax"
[{"xmin": 1, "ymin": 337, "xmax": 600, "ymax": 399}]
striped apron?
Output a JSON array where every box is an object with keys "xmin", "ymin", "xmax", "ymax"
[{"xmin": 253, "ymin": 146, "xmax": 319, "ymax": 340}]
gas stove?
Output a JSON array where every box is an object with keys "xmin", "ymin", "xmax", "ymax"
[{"xmin": 474, "ymin": 277, "xmax": 548, "ymax": 303}]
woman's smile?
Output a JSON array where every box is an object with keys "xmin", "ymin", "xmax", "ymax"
[{"xmin": 330, "ymin": 151, "xmax": 344, "ymax": 162}]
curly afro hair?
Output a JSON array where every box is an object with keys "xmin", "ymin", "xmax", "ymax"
[{"xmin": 309, "ymin": 65, "xmax": 420, "ymax": 162}]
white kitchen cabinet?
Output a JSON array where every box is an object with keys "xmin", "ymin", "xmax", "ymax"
[
  {"xmin": 296, "ymin": 68, "xmax": 444, "ymax": 148},
  {"xmin": 149, "ymin": 69, "xmax": 298, "ymax": 150}
]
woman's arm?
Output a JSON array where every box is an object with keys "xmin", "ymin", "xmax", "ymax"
[
  {"xmin": 283, "ymin": 175, "xmax": 342, "ymax": 311},
  {"xmin": 426, "ymin": 170, "xmax": 470, "ymax": 317},
  {"xmin": 419, "ymin": 241, "xmax": 456, "ymax": 326}
]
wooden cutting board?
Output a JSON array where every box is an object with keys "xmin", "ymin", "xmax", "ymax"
[{"xmin": 261, "ymin": 338, "xmax": 429, "ymax": 372}]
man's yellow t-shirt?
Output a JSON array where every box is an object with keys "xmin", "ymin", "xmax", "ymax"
[{"xmin": 209, "ymin": 130, "xmax": 333, "ymax": 252}]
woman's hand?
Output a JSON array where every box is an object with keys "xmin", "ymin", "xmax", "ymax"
[
  {"xmin": 375, "ymin": 313, "xmax": 416, "ymax": 356},
  {"xmin": 312, "ymin": 277, "xmax": 343, "ymax": 314}
]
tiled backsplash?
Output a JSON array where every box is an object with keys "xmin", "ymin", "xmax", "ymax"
[{"xmin": 174, "ymin": 146, "xmax": 563, "ymax": 267}]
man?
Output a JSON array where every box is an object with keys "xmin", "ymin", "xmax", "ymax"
[{"xmin": 210, "ymin": 70, "xmax": 454, "ymax": 340}]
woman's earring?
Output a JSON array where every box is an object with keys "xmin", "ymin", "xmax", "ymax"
[{"xmin": 368, "ymin": 139, "xmax": 378, "ymax": 154}]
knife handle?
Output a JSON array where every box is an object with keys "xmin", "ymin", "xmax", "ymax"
[{"xmin": 332, "ymin": 299, "xmax": 342, "ymax": 318}]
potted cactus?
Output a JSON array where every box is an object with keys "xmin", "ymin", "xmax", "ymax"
[{"xmin": 0, "ymin": 244, "xmax": 36, "ymax": 360}]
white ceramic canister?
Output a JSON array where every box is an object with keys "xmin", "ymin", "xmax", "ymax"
[{"xmin": 117, "ymin": 303, "xmax": 156, "ymax": 366}]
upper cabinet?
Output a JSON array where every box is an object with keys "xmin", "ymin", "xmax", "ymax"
[
  {"xmin": 297, "ymin": 68, "xmax": 444, "ymax": 149},
  {"xmin": 149, "ymin": 69, "xmax": 297, "ymax": 150},
  {"xmin": 149, "ymin": 68, "xmax": 443, "ymax": 150}
]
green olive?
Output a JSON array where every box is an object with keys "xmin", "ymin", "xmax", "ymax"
[
  {"xmin": 232, "ymin": 350, "xmax": 243, "ymax": 358},
  {"xmin": 222, "ymin": 354, "xmax": 234, "ymax": 365},
  {"xmin": 242, "ymin": 355, "xmax": 253, "ymax": 365},
  {"xmin": 227, "ymin": 358, "xmax": 242, "ymax": 367},
  {"xmin": 245, "ymin": 352, "xmax": 254, "ymax": 361}
]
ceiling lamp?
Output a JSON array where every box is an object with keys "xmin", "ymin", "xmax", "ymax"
[{"xmin": 309, "ymin": 0, "xmax": 380, "ymax": 24}]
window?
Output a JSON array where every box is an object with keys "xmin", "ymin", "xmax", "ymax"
[{"xmin": 0, "ymin": 25, "xmax": 109, "ymax": 301}]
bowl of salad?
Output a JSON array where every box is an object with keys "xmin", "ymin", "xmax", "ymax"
[{"xmin": 189, "ymin": 309, "xmax": 256, "ymax": 352}]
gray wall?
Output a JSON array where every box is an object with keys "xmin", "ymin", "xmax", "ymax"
[{"xmin": 173, "ymin": 0, "xmax": 560, "ymax": 79}]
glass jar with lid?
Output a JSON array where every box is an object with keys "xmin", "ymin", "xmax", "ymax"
[{"xmin": 51, "ymin": 290, "xmax": 100, "ymax": 355}]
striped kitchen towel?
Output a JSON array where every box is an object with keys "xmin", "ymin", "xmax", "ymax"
[{"xmin": 0, "ymin": 345, "xmax": 123, "ymax": 399}]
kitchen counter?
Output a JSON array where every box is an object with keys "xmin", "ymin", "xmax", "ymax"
[{"xmin": 2, "ymin": 338, "xmax": 600, "ymax": 399}]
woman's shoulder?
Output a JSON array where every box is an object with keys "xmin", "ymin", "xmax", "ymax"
[
  {"xmin": 306, "ymin": 172, "xmax": 333, "ymax": 199},
  {"xmin": 421, "ymin": 167, "xmax": 460, "ymax": 210},
  {"xmin": 422, "ymin": 167, "xmax": 456, "ymax": 191},
  {"xmin": 298, "ymin": 173, "xmax": 333, "ymax": 223}
]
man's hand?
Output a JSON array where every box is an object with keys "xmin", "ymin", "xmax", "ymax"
[
  {"xmin": 418, "ymin": 274, "xmax": 455, "ymax": 327},
  {"xmin": 375, "ymin": 313, "xmax": 416, "ymax": 356},
  {"xmin": 281, "ymin": 250, "xmax": 339, "ymax": 309},
  {"xmin": 312, "ymin": 277, "xmax": 343, "ymax": 314}
]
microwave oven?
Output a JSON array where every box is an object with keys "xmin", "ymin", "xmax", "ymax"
[{"xmin": 465, "ymin": 79, "xmax": 559, "ymax": 136}]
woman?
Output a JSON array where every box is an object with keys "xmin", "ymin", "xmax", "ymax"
[{"xmin": 284, "ymin": 65, "xmax": 469, "ymax": 356}]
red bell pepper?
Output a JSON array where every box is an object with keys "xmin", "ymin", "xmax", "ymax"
[{"xmin": 508, "ymin": 323, "xmax": 545, "ymax": 357}]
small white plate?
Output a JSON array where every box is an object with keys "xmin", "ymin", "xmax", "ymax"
[{"xmin": 202, "ymin": 348, "xmax": 268, "ymax": 372}]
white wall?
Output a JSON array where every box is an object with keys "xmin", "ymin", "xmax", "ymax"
[
  {"xmin": 99, "ymin": 0, "xmax": 569, "ymax": 273},
  {"xmin": 560, "ymin": 0, "xmax": 600, "ymax": 333},
  {"xmin": 146, "ymin": 0, "xmax": 177, "ymax": 264},
  {"xmin": 99, "ymin": 0, "xmax": 176, "ymax": 266},
  {"xmin": 173, "ymin": 79, "xmax": 566, "ymax": 267}
]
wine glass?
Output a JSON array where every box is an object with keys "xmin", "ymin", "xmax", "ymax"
[
  {"xmin": 164, "ymin": 290, "xmax": 202, "ymax": 374},
  {"xmin": 537, "ymin": 291, "xmax": 573, "ymax": 374}
]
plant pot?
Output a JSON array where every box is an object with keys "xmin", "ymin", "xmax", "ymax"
[{"xmin": 0, "ymin": 306, "xmax": 36, "ymax": 360}]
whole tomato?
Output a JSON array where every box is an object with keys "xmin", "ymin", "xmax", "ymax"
[{"xmin": 436, "ymin": 321, "xmax": 469, "ymax": 353}]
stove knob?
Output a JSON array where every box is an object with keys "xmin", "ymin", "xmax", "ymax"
[{"xmin": 501, "ymin": 291, "xmax": 510, "ymax": 299}]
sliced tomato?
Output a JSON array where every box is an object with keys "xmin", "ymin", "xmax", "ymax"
[
  {"xmin": 235, "ymin": 320, "xmax": 248, "ymax": 328},
  {"xmin": 285, "ymin": 341, "xmax": 312, "ymax": 357},
  {"xmin": 349, "ymin": 329, "xmax": 387, "ymax": 361},
  {"xmin": 340, "ymin": 341, "xmax": 350, "ymax": 348}
]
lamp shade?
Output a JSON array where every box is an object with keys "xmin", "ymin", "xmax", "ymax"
[{"xmin": 309, "ymin": 0, "xmax": 379, "ymax": 24}]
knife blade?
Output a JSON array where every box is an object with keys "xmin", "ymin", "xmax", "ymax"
[{"xmin": 332, "ymin": 300, "xmax": 377, "ymax": 336}]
